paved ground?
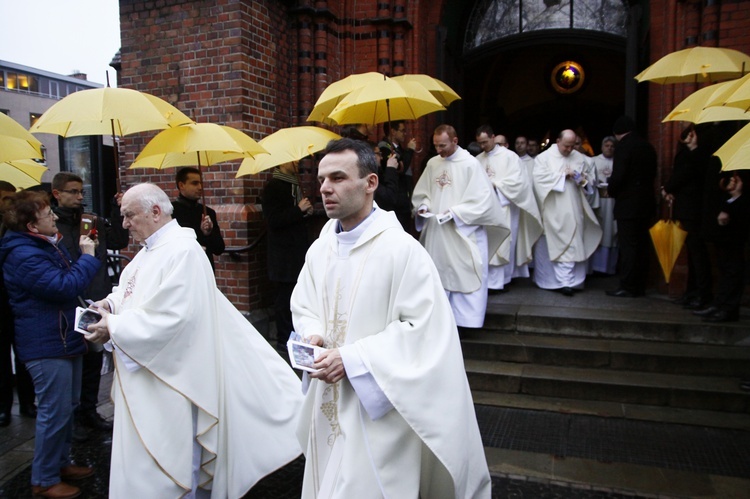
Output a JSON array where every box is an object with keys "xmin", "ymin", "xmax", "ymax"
[{"xmin": 1, "ymin": 275, "xmax": 748, "ymax": 498}]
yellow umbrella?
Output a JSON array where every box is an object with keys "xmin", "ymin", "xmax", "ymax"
[
  {"xmin": 391, "ymin": 74, "xmax": 461, "ymax": 107},
  {"xmin": 635, "ymin": 46, "xmax": 750, "ymax": 84},
  {"xmin": 0, "ymin": 113, "xmax": 44, "ymax": 164},
  {"xmin": 131, "ymin": 123, "xmax": 268, "ymax": 213},
  {"xmin": 236, "ymin": 126, "xmax": 341, "ymax": 177},
  {"xmin": 307, "ymin": 72, "xmax": 387, "ymax": 125},
  {"xmin": 30, "ymin": 85, "xmax": 193, "ymax": 190},
  {"xmin": 0, "ymin": 159, "xmax": 48, "ymax": 190},
  {"xmin": 326, "ymin": 78, "xmax": 445, "ymax": 126},
  {"xmin": 663, "ymin": 80, "xmax": 750, "ymax": 124},
  {"xmin": 714, "ymin": 122, "xmax": 750, "ymax": 172},
  {"xmin": 704, "ymin": 72, "xmax": 750, "ymax": 112},
  {"xmin": 649, "ymin": 217, "xmax": 688, "ymax": 284}
]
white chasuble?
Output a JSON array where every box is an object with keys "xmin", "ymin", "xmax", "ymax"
[
  {"xmin": 106, "ymin": 221, "xmax": 303, "ymax": 498},
  {"xmin": 292, "ymin": 209, "xmax": 491, "ymax": 499},
  {"xmin": 411, "ymin": 146, "xmax": 509, "ymax": 293},
  {"xmin": 532, "ymin": 147, "xmax": 602, "ymax": 263}
]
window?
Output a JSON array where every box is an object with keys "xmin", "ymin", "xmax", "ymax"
[
  {"xmin": 5, "ymin": 72, "xmax": 17, "ymax": 90},
  {"xmin": 49, "ymin": 80, "xmax": 59, "ymax": 98},
  {"xmin": 30, "ymin": 112, "xmax": 42, "ymax": 128}
]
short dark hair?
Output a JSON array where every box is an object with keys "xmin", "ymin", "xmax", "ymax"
[
  {"xmin": 52, "ymin": 172, "xmax": 83, "ymax": 191},
  {"xmin": 175, "ymin": 167, "xmax": 201, "ymax": 188},
  {"xmin": 383, "ymin": 120, "xmax": 405, "ymax": 137},
  {"xmin": 323, "ymin": 138, "xmax": 379, "ymax": 178},
  {"xmin": 2, "ymin": 190, "xmax": 50, "ymax": 232},
  {"xmin": 475, "ymin": 125, "xmax": 494, "ymax": 138}
]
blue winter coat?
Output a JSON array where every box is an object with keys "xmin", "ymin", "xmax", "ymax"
[{"xmin": 0, "ymin": 230, "xmax": 101, "ymax": 363}]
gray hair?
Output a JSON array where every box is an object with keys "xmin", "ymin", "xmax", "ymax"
[
  {"xmin": 126, "ymin": 183, "xmax": 174, "ymax": 215},
  {"xmin": 602, "ymin": 136, "xmax": 616, "ymax": 147}
]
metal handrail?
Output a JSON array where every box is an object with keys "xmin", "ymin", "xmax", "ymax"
[{"xmin": 224, "ymin": 229, "xmax": 267, "ymax": 260}]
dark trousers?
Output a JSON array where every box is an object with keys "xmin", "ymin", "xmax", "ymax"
[
  {"xmin": 273, "ymin": 281, "xmax": 296, "ymax": 348},
  {"xmin": 1, "ymin": 325, "xmax": 35, "ymax": 414},
  {"xmin": 75, "ymin": 349, "xmax": 103, "ymax": 417},
  {"xmin": 617, "ymin": 217, "xmax": 652, "ymax": 294},
  {"xmin": 684, "ymin": 230, "xmax": 713, "ymax": 302},
  {"xmin": 712, "ymin": 242, "xmax": 746, "ymax": 313}
]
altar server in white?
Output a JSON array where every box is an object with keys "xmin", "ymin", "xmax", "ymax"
[
  {"xmin": 85, "ymin": 183, "xmax": 303, "ymax": 498},
  {"xmin": 291, "ymin": 138, "xmax": 491, "ymax": 499},
  {"xmin": 475, "ymin": 125, "xmax": 543, "ymax": 290},
  {"xmin": 532, "ymin": 129, "xmax": 602, "ymax": 295},
  {"xmin": 412, "ymin": 124, "xmax": 509, "ymax": 327}
]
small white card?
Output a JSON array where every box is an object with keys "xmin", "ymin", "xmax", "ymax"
[
  {"xmin": 287, "ymin": 340, "xmax": 327, "ymax": 372},
  {"xmin": 436, "ymin": 212, "xmax": 453, "ymax": 224},
  {"xmin": 74, "ymin": 307, "xmax": 102, "ymax": 335}
]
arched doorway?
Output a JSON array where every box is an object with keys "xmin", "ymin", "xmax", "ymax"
[{"xmin": 457, "ymin": 0, "xmax": 629, "ymax": 154}]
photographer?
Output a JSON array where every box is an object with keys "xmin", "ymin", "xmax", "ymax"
[{"xmin": 378, "ymin": 121, "xmax": 417, "ymax": 231}]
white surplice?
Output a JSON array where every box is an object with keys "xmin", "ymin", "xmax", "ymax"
[
  {"xmin": 477, "ymin": 145, "xmax": 543, "ymax": 288},
  {"xmin": 291, "ymin": 208, "xmax": 491, "ymax": 499},
  {"xmin": 532, "ymin": 147, "xmax": 602, "ymax": 289},
  {"xmin": 106, "ymin": 220, "xmax": 303, "ymax": 498}
]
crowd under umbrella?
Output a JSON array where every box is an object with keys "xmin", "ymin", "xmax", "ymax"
[
  {"xmin": 635, "ymin": 46, "xmax": 750, "ymax": 85},
  {"xmin": 29, "ymin": 80, "xmax": 193, "ymax": 191},
  {"xmin": 662, "ymin": 80, "xmax": 750, "ymax": 124},
  {"xmin": 235, "ymin": 126, "xmax": 341, "ymax": 177},
  {"xmin": 0, "ymin": 112, "xmax": 44, "ymax": 164},
  {"xmin": 130, "ymin": 122, "xmax": 268, "ymax": 215},
  {"xmin": 0, "ymin": 159, "xmax": 48, "ymax": 190}
]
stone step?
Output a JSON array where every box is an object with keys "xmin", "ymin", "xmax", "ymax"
[
  {"xmin": 483, "ymin": 302, "xmax": 750, "ymax": 345},
  {"xmin": 465, "ymin": 359, "xmax": 750, "ymax": 414},
  {"xmin": 461, "ymin": 331, "xmax": 750, "ymax": 377}
]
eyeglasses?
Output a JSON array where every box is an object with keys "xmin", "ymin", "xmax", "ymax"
[
  {"xmin": 60, "ymin": 189, "xmax": 85, "ymax": 196},
  {"xmin": 38, "ymin": 210, "xmax": 56, "ymax": 220}
]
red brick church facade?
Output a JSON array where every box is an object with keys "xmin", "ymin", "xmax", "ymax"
[{"xmin": 114, "ymin": 0, "xmax": 750, "ymax": 313}]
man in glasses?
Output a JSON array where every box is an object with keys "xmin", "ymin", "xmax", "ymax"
[{"xmin": 51, "ymin": 172, "xmax": 129, "ymax": 440}]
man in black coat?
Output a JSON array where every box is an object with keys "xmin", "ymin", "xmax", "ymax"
[
  {"xmin": 262, "ymin": 161, "xmax": 313, "ymax": 351},
  {"xmin": 606, "ymin": 116, "xmax": 657, "ymax": 297},
  {"xmin": 172, "ymin": 167, "xmax": 225, "ymax": 272},
  {"xmin": 51, "ymin": 172, "xmax": 129, "ymax": 436}
]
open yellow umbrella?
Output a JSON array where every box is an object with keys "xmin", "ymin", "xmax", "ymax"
[
  {"xmin": 236, "ymin": 126, "xmax": 341, "ymax": 177},
  {"xmin": 705, "ymin": 72, "xmax": 750, "ymax": 112},
  {"xmin": 0, "ymin": 159, "xmax": 48, "ymax": 190},
  {"xmin": 326, "ymin": 78, "xmax": 445, "ymax": 126},
  {"xmin": 649, "ymin": 209, "xmax": 688, "ymax": 283},
  {"xmin": 635, "ymin": 46, "xmax": 750, "ymax": 84},
  {"xmin": 307, "ymin": 72, "xmax": 387, "ymax": 125},
  {"xmin": 30, "ymin": 85, "xmax": 193, "ymax": 190},
  {"xmin": 391, "ymin": 74, "xmax": 461, "ymax": 107},
  {"xmin": 713, "ymin": 122, "xmax": 750, "ymax": 172},
  {"xmin": 131, "ymin": 123, "xmax": 268, "ymax": 213},
  {"xmin": 0, "ymin": 113, "xmax": 44, "ymax": 164},
  {"xmin": 663, "ymin": 80, "xmax": 750, "ymax": 124}
]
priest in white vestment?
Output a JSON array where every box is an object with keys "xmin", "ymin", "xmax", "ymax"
[
  {"xmin": 476, "ymin": 126, "xmax": 543, "ymax": 290},
  {"xmin": 412, "ymin": 124, "xmax": 509, "ymax": 327},
  {"xmin": 84, "ymin": 183, "xmax": 304, "ymax": 498},
  {"xmin": 532, "ymin": 129, "xmax": 602, "ymax": 295},
  {"xmin": 591, "ymin": 136, "xmax": 618, "ymax": 274},
  {"xmin": 515, "ymin": 135, "xmax": 536, "ymax": 183},
  {"xmin": 292, "ymin": 138, "xmax": 491, "ymax": 499}
]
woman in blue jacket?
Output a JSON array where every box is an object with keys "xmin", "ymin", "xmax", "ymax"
[{"xmin": 0, "ymin": 191, "xmax": 101, "ymax": 499}]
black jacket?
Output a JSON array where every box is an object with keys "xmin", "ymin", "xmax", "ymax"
[
  {"xmin": 261, "ymin": 178, "xmax": 311, "ymax": 283},
  {"xmin": 609, "ymin": 132, "xmax": 658, "ymax": 221},
  {"xmin": 663, "ymin": 146, "xmax": 711, "ymax": 228},
  {"xmin": 172, "ymin": 195, "xmax": 225, "ymax": 270}
]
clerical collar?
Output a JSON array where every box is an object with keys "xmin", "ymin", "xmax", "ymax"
[
  {"xmin": 444, "ymin": 147, "xmax": 462, "ymax": 161},
  {"xmin": 335, "ymin": 207, "xmax": 378, "ymax": 257},
  {"xmin": 488, "ymin": 145, "xmax": 502, "ymax": 156},
  {"xmin": 335, "ymin": 207, "xmax": 376, "ymax": 234},
  {"xmin": 144, "ymin": 219, "xmax": 179, "ymax": 250}
]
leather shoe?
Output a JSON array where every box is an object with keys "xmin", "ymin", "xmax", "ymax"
[
  {"xmin": 682, "ymin": 298, "xmax": 709, "ymax": 310},
  {"xmin": 606, "ymin": 288, "xmax": 639, "ymax": 298},
  {"xmin": 0, "ymin": 412, "xmax": 10, "ymax": 427},
  {"xmin": 560, "ymin": 287, "xmax": 574, "ymax": 296},
  {"xmin": 78, "ymin": 412, "xmax": 113, "ymax": 431},
  {"xmin": 693, "ymin": 305, "xmax": 719, "ymax": 317},
  {"xmin": 20, "ymin": 404, "xmax": 37, "ymax": 418},
  {"xmin": 31, "ymin": 482, "xmax": 80, "ymax": 499},
  {"xmin": 702, "ymin": 309, "xmax": 739, "ymax": 323},
  {"xmin": 60, "ymin": 465, "xmax": 94, "ymax": 481}
]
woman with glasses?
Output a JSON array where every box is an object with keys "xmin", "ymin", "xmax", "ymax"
[{"xmin": 0, "ymin": 191, "xmax": 100, "ymax": 499}]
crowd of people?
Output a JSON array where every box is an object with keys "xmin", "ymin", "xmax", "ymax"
[{"xmin": 0, "ymin": 115, "xmax": 747, "ymax": 498}]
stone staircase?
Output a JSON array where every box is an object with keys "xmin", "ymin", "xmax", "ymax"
[{"xmin": 464, "ymin": 300, "xmax": 750, "ymax": 431}]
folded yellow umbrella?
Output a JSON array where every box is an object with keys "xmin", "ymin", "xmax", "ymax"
[{"xmin": 649, "ymin": 216, "xmax": 687, "ymax": 284}]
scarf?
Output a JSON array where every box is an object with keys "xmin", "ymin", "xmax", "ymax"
[{"xmin": 273, "ymin": 168, "xmax": 302, "ymax": 204}]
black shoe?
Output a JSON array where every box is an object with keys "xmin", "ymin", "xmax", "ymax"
[
  {"xmin": 488, "ymin": 288, "xmax": 508, "ymax": 295},
  {"xmin": 560, "ymin": 287, "xmax": 574, "ymax": 296},
  {"xmin": 72, "ymin": 425, "xmax": 90, "ymax": 442},
  {"xmin": 693, "ymin": 305, "xmax": 719, "ymax": 317},
  {"xmin": 682, "ymin": 299, "xmax": 710, "ymax": 310},
  {"xmin": 20, "ymin": 404, "xmax": 37, "ymax": 418},
  {"xmin": 78, "ymin": 412, "xmax": 113, "ymax": 432},
  {"xmin": 671, "ymin": 294, "xmax": 693, "ymax": 305},
  {"xmin": 702, "ymin": 310, "xmax": 739, "ymax": 323},
  {"xmin": 0, "ymin": 412, "xmax": 10, "ymax": 427},
  {"xmin": 606, "ymin": 288, "xmax": 639, "ymax": 298}
]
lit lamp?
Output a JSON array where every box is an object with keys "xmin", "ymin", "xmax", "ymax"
[{"xmin": 551, "ymin": 61, "xmax": 585, "ymax": 94}]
